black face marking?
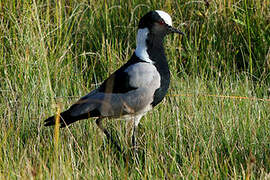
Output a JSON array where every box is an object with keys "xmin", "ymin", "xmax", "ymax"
[
  {"xmin": 138, "ymin": 11, "xmax": 165, "ymax": 29},
  {"xmin": 138, "ymin": 11, "xmax": 183, "ymax": 37},
  {"xmin": 138, "ymin": 11, "xmax": 171, "ymax": 39}
]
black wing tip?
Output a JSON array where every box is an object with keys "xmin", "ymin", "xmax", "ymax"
[
  {"xmin": 44, "ymin": 116, "xmax": 56, "ymax": 127},
  {"xmin": 44, "ymin": 114, "xmax": 71, "ymax": 128}
]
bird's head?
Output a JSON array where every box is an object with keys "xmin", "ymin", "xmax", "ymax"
[
  {"xmin": 135, "ymin": 10, "xmax": 183, "ymax": 62},
  {"xmin": 138, "ymin": 10, "xmax": 183, "ymax": 37}
]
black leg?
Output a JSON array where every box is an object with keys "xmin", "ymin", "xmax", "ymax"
[
  {"xmin": 132, "ymin": 124, "xmax": 138, "ymax": 152},
  {"xmin": 131, "ymin": 116, "xmax": 142, "ymax": 152},
  {"xmin": 96, "ymin": 118, "xmax": 122, "ymax": 153}
]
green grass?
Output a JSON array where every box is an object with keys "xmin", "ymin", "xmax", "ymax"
[{"xmin": 1, "ymin": 0, "xmax": 270, "ymax": 179}]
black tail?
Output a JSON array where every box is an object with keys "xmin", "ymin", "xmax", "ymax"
[
  {"xmin": 44, "ymin": 110, "xmax": 81, "ymax": 128},
  {"xmin": 44, "ymin": 108, "xmax": 101, "ymax": 128}
]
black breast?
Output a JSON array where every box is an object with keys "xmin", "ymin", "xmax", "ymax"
[
  {"xmin": 151, "ymin": 59, "xmax": 170, "ymax": 107},
  {"xmin": 146, "ymin": 35, "xmax": 171, "ymax": 107}
]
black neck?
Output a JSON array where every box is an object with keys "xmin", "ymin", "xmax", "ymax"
[
  {"xmin": 146, "ymin": 33, "xmax": 171, "ymax": 107},
  {"xmin": 146, "ymin": 33, "xmax": 166, "ymax": 61}
]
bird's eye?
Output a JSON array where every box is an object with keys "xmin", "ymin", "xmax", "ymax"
[{"xmin": 158, "ymin": 20, "xmax": 165, "ymax": 25}]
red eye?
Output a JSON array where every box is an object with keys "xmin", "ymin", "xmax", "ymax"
[{"xmin": 159, "ymin": 20, "xmax": 165, "ymax": 25}]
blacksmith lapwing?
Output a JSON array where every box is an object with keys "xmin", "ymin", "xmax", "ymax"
[{"xmin": 45, "ymin": 10, "xmax": 183, "ymax": 152}]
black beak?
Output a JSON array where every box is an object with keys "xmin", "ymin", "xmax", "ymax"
[{"xmin": 167, "ymin": 26, "xmax": 184, "ymax": 35}]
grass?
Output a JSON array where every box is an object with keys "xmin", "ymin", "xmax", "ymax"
[{"xmin": 0, "ymin": 0, "xmax": 270, "ymax": 179}]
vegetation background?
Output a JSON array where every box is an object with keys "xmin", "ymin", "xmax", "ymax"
[{"xmin": 0, "ymin": 0, "xmax": 270, "ymax": 179}]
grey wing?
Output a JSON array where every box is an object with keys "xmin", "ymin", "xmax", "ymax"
[{"xmin": 70, "ymin": 63, "xmax": 161, "ymax": 118}]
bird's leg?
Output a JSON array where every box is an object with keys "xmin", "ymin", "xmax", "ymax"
[
  {"xmin": 131, "ymin": 115, "xmax": 143, "ymax": 151},
  {"xmin": 132, "ymin": 115, "xmax": 142, "ymax": 153},
  {"xmin": 132, "ymin": 123, "xmax": 138, "ymax": 151},
  {"xmin": 95, "ymin": 118, "xmax": 122, "ymax": 153},
  {"xmin": 131, "ymin": 118, "xmax": 142, "ymax": 164}
]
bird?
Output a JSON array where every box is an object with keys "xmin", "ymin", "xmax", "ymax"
[{"xmin": 44, "ymin": 10, "xmax": 183, "ymax": 152}]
